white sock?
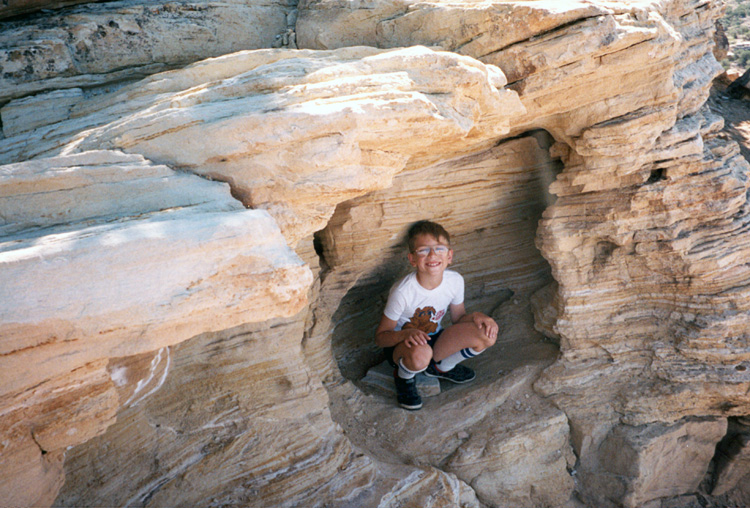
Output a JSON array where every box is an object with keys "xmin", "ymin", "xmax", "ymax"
[
  {"xmin": 397, "ymin": 358, "xmax": 425, "ymax": 379},
  {"xmin": 435, "ymin": 348, "xmax": 482, "ymax": 372}
]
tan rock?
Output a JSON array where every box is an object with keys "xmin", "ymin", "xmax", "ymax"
[
  {"xmin": 0, "ymin": 150, "xmax": 311, "ymax": 391},
  {"xmin": 0, "ymin": 46, "xmax": 523, "ymax": 245},
  {"xmin": 311, "ymin": 132, "xmax": 559, "ymax": 382},
  {"xmin": 595, "ymin": 418, "xmax": 727, "ymax": 508},
  {"xmin": 1, "ymin": 0, "xmax": 746, "ymax": 507},
  {"xmin": 0, "ymin": 361, "xmax": 113, "ymax": 508},
  {"xmin": 297, "ymin": 0, "xmax": 705, "ymax": 142},
  {"xmin": 1, "ymin": 89, "xmax": 85, "ymax": 138},
  {"xmin": 297, "ymin": 0, "xmax": 608, "ymax": 53},
  {"xmin": 0, "ymin": 150, "xmax": 312, "ymax": 504},
  {"xmin": 55, "ymin": 316, "xmax": 479, "ymax": 508},
  {"xmin": 0, "ymin": 0, "xmax": 293, "ymax": 103},
  {"xmin": 444, "ymin": 391, "xmax": 575, "ymax": 508}
]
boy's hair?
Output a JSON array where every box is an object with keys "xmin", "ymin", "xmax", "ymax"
[{"xmin": 407, "ymin": 220, "xmax": 451, "ymax": 252}]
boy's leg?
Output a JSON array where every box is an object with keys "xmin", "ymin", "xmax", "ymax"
[
  {"xmin": 427, "ymin": 322, "xmax": 496, "ymax": 383},
  {"xmin": 392, "ymin": 341, "xmax": 432, "ymax": 373},
  {"xmin": 390, "ymin": 342, "xmax": 432, "ymax": 410},
  {"xmin": 431, "ymin": 322, "xmax": 495, "ymax": 361}
]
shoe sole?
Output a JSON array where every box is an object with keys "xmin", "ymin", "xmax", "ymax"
[
  {"xmin": 399, "ymin": 401, "xmax": 423, "ymax": 410},
  {"xmin": 424, "ymin": 371, "xmax": 476, "ymax": 384}
]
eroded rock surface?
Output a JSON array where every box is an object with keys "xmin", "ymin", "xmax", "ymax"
[
  {"xmin": 0, "ymin": 150, "xmax": 311, "ymax": 507},
  {"xmin": 0, "ymin": 0, "xmax": 295, "ymax": 102},
  {"xmin": 55, "ymin": 315, "xmax": 483, "ymax": 508},
  {"xmin": 3, "ymin": 0, "xmax": 750, "ymax": 507},
  {"xmin": 0, "ymin": 46, "xmax": 523, "ymax": 245}
]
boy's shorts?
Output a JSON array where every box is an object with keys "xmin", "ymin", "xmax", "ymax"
[{"xmin": 384, "ymin": 329, "xmax": 444, "ymax": 368}]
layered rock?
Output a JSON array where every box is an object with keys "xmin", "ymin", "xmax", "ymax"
[
  {"xmin": 1, "ymin": 45, "xmax": 524, "ymax": 507},
  {"xmin": 54, "ymin": 317, "xmax": 481, "ymax": 508},
  {"xmin": 594, "ymin": 418, "xmax": 728, "ymax": 507},
  {"xmin": 2, "ymin": 0, "xmax": 750, "ymax": 507},
  {"xmin": 0, "ymin": 0, "xmax": 296, "ymax": 102},
  {"xmin": 0, "ymin": 150, "xmax": 311, "ymax": 507},
  {"xmin": 0, "ymin": 46, "xmax": 523, "ymax": 245},
  {"xmin": 300, "ymin": 0, "xmax": 750, "ymax": 505},
  {"xmin": 310, "ymin": 132, "xmax": 559, "ymax": 383}
]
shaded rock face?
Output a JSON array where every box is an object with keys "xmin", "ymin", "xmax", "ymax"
[{"xmin": 3, "ymin": 0, "xmax": 750, "ymax": 507}]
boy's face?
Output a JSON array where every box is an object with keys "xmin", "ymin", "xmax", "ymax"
[{"xmin": 408, "ymin": 233, "xmax": 453, "ymax": 275}]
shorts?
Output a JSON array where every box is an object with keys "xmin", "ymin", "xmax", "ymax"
[{"xmin": 384, "ymin": 329, "xmax": 444, "ymax": 368}]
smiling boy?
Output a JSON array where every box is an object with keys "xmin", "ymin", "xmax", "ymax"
[{"xmin": 375, "ymin": 220, "xmax": 499, "ymax": 410}]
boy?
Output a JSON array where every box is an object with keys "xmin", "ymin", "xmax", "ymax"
[{"xmin": 375, "ymin": 220, "xmax": 498, "ymax": 410}]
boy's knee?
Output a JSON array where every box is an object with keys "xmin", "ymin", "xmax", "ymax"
[
  {"xmin": 475, "ymin": 328, "xmax": 496, "ymax": 350},
  {"xmin": 400, "ymin": 345, "xmax": 432, "ymax": 371},
  {"xmin": 483, "ymin": 334, "xmax": 497, "ymax": 349}
]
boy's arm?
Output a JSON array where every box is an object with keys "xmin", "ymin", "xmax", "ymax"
[
  {"xmin": 375, "ymin": 315, "xmax": 430, "ymax": 348},
  {"xmin": 450, "ymin": 303, "xmax": 499, "ymax": 340}
]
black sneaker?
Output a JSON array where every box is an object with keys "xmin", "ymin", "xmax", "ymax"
[
  {"xmin": 394, "ymin": 372, "xmax": 422, "ymax": 410},
  {"xmin": 425, "ymin": 363, "xmax": 476, "ymax": 384}
]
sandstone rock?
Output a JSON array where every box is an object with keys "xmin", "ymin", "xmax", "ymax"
[
  {"xmin": 444, "ymin": 389, "xmax": 576, "ymax": 508},
  {"xmin": 311, "ymin": 132, "xmax": 559, "ymax": 382},
  {"xmin": 297, "ymin": 0, "xmax": 608, "ymax": 54},
  {"xmin": 716, "ymin": 68, "xmax": 743, "ymax": 87},
  {"xmin": 0, "ymin": 361, "xmax": 113, "ymax": 508},
  {"xmin": 373, "ymin": 464, "xmax": 480, "ymax": 508},
  {"xmin": 0, "ymin": 0, "xmax": 294, "ymax": 103},
  {"xmin": 592, "ymin": 418, "xmax": 727, "ymax": 508},
  {"xmin": 0, "ymin": 150, "xmax": 312, "ymax": 505},
  {"xmin": 1, "ymin": 150, "xmax": 311, "ymax": 397},
  {"xmin": 0, "ymin": 46, "xmax": 523, "ymax": 245},
  {"xmin": 297, "ymin": 0, "xmax": 701, "ymax": 143},
  {"xmin": 327, "ymin": 324, "xmax": 568, "ymax": 507},
  {"xmin": 1, "ymin": 0, "xmax": 747, "ymax": 507},
  {"xmin": 1, "ymin": 88, "xmax": 84, "ymax": 138},
  {"xmin": 55, "ymin": 316, "xmax": 479, "ymax": 508},
  {"xmin": 0, "ymin": 149, "xmax": 236, "ymax": 235}
]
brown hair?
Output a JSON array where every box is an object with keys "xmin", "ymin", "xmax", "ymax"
[{"xmin": 407, "ymin": 220, "xmax": 451, "ymax": 252}]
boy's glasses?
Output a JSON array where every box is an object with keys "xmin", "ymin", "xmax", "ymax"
[{"xmin": 413, "ymin": 245, "xmax": 450, "ymax": 257}]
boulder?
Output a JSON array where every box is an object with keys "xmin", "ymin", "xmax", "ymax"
[{"xmin": 444, "ymin": 390, "xmax": 576, "ymax": 508}]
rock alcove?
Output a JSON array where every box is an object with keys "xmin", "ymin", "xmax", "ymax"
[
  {"xmin": 296, "ymin": 131, "xmax": 576, "ymax": 508},
  {"xmin": 312, "ymin": 129, "xmax": 562, "ymax": 385}
]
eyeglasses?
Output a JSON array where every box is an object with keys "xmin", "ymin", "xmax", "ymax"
[{"xmin": 413, "ymin": 245, "xmax": 450, "ymax": 257}]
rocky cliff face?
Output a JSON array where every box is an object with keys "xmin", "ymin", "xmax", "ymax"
[{"xmin": 2, "ymin": 0, "xmax": 750, "ymax": 507}]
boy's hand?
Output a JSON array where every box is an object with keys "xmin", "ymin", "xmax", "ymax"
[
  {"xmin": 472, "ymin": 312, "xmax": 498, "ymax": 340},
  {"xmin": 400, "ymin": 328, "xmax": 430, "ymax": 348}
]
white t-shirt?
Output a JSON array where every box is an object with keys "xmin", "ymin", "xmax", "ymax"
[{"xmin": 384, "ymin": 270, "xmax": 464, "ymax": 335}]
